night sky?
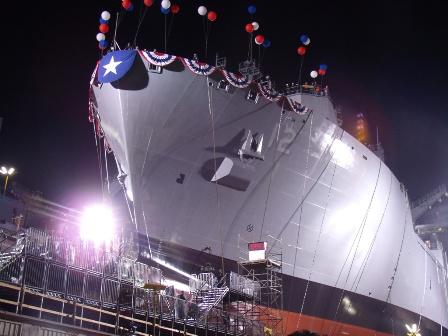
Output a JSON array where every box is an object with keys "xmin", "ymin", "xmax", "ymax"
[{"xmin": 1, "ymin": 0, "xmax": 447, "ymax": 209}]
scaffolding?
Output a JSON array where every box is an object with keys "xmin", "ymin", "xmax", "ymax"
[
  {"xmin": 228, "ymin": 245, "xmax": 283, "ymax": 336},
  {"xmin": 0, "ymin": 227, "xmax": 257, "ymax": 336}
]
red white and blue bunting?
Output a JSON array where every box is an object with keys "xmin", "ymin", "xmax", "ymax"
[
  {"xmin": 90, "ymin": 62, "xmax": 99, "ymax": 85},
  {"xmin": 288, "ymin": 98, "xmax": 310, "ymax": 115},
  {"xmin": 182, "ymin": 58, "xmax": 216, "ymax": 75},
  {"xmin": 140, "ymin": 50, "xmax": 177, "ymax": 66},
  {"xmin": 257, "ymin": 83, "xmax": 281, "ymax": 102},
  {"xmin": 221, "ymin": 70, "xmax": 250, "ymax": 88}
]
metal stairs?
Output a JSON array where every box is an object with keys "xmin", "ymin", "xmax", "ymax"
[
  {"xmin": 0, "ymin": 233, "xmax": 25, "ymax": 273},
  {"xmin": 196, "ymin": 286, "xmax": 229, "ymax": 319},
  {"xmin": 189, "ymin": 272, "xmax": 229, "ymax": 321}
]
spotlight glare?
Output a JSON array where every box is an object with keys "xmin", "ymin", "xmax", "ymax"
[{"xmin": 80, "ymin": 204, "xmax": 115, "ymax": 247}]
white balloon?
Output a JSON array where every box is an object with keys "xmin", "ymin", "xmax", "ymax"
[
  {"xmin": 251, "ymin": 21, "xmax": 259, "ymax": 31},
  {"xmin": 101, "ymin": 11, "xmax": 111, "ymax": 21},
  {"xmin": 303, "ymin": 38, "xmax": 311, "ymax": 46},
  {"xmin": 96, "ymin": 33, "xmax": 106, "ymax": 41},
  {"xmin": 198, "ymin": 6, "xmax": 207, "ymax": 16},
  {"xmin": 161, "ymin": 0, "xmax": 171, "ymax": 9},
  {"xmin": 310, "ymin": 70, "xmax": 318, "ymax": 79}
]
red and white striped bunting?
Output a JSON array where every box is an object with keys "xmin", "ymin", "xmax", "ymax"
[
  {"xmin": 182, "ymin": 58, "xmax": 216, "ymax": 75},
  {"xmin": 90, "ymin": 62, "xmax": 99, "ymax": 85},
  {"xmin": 221, "ymin": 70, "xmax": 250, "ymax": 88},
  {"xmin": 140, "ymin": 50, "xmax": 177, "ymax": 66},
  {"xmin": 257, "ymin": 83, "xmax": 281, "ymax": 102},
  {"xmin": 288, "ymin": 98, "xmax": 310, "ymax": 115}
]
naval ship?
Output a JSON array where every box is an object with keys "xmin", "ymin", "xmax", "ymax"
[{"xmin": 88, "ymin": 13, "xmax": 448, "ymax": 336}]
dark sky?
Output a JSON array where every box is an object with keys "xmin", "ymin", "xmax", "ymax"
[{"xmin": 0, "ymin": 0, "xmax": 447, "ymax": 207}]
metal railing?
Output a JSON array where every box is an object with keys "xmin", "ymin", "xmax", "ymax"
[
  {"xmin": 0, "ymin": 228, "xmax": 262, "ymax": 336},
  {"xmin": 411, "ymin": 184, "xmax": 446, "ymax": 209},
  {"xmin": 189, "ymin": 272, "xmax": 217, "ymax": 291},
  {"xmin": 229, "ymin": 272, "xmax": 261, "ymax": 299},
  {"xmin": 0, "ymin": 319, "xmax": 21, "ymax": 336}
]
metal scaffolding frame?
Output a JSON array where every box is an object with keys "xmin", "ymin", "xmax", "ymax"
[
  {"xmin": 228, "ymin": 249, "xmax": 283, "ymax": 335},
  {"xmin": 0, "ymin": 227, "xmax": 259, "ymax": 336}
]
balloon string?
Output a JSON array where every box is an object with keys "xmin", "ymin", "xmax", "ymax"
[
  {"xmin": 248, "ymin": 33, "xmax": 253, "ymax": 62},
  {"xmin": 206, "ymin": 21, "xmax": 214, "ymax": 61},
  {"xmin": 202, "ymin": 17, "xmax": 208, "ymax": 60},
  {"xmin": 298, "ymin": 56, "xmax": 305, "ymax": 92},
  {"xmin": 247, "ymin": 35, "xmax": 250, "ymax": 60},
  {"xmin": 205, "ymin": 20, "xmax": 209, "ymax": 59},
  {"xmin": 114, "ymin": 10, "xmax": 127, "ymax": 45},
  {"xmin": 113, "ymin": 12, "xmax": 120, "ymax": 50},
  {"xmin": 260, "ymin": 47, "xmax": 266, "ymax": 71},
  {"xmin": 251, "ymin": 33, "xmax": 254, "ymax": 62},
  {"xmin": 164, "ymin": 15, "xmax": 167, "ymax": 52},
  {"xmin": 167, "ymin": 15, "xmax": 176, "ymax": 39},
  {"xmin": 133, "ymin": 7, "xmax": 148, "ymax": 47},
  {"xmin": 258, "ymin": 45, "xmax": 261, "ymax": 71}
]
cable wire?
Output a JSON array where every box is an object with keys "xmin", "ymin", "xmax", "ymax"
[
  {"xmin": 259, "ymin": 100, "xmax": 286, "ymax": 240},
  {"xmin": 297, "ymin": 147, "xmax": 338, "ymax": 330},
  {"xmin": 351, "ymin": 172, "xmax": 393, "ymax": 293},
  {"xmin": 329, "ymin": 162, "xmax": 383, "ymax": 336},
  {"xmin": 291, "ymin": 111, "xmax": 314, "ymax": 277},
  {"xmin": 92, "ymin": 119, "xmax": 104, "ymax": 197},
  {"xmin": 206, "ymin": 76, "xmax": 225, "ymax": 276}
]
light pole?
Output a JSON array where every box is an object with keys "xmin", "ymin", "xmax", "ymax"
[{"xmin": 0, "ymin": 166, "xmax": 15, "ymax": 195}]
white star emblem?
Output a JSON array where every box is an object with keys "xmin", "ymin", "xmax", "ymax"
[{"xmin": 103, "ymin": 56, "xmax": 122, "ymax": 76}]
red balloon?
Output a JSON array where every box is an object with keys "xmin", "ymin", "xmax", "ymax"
[
  {"xmin": 207, "ymin": 11, "xmax": 217, "ymax": 22},
  {"xmin": 245, "ymin": 23, "xmax": 254, "ymax": 33},
  {"xmin": 99, "ymin": 23, "xmax": 109, "ymax": 33},
  {"xmin": 143, "ymin": 0, "xmax": 153, "ymax": 6},
  {"xmin": 297, "ymin": 46, "xmax": 306, "ymax": 56},
  {"xmin": 318, "ymin": 69, "xmax": 326, "ymax": 76},
  {"xmin": 171, "ymin": 4, "xmax": 180, "ymax": 14},
  {"xmin": 255, "ymin": 35, "xmax": 265, "ymax": 45},
  {"xmin": 122, "ymin": 0, "xmax": 131, "ymax": 9}
]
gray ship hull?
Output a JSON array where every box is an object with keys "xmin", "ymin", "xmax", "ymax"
[{"xmin": 91, "ymin": 51, "xmax": 448, "ymax": 335}]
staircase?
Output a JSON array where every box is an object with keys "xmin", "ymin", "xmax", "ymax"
[
  {"xmin": 0, "ymin": 233, "xmax": 25, "ymax": 273},
  {"xmin": 189, "ymin": 272, "xmax": 229, "ymax": 321},
  {"xmin": 196, "ymin": 286, "xmax": 229, "ymax": 319}
]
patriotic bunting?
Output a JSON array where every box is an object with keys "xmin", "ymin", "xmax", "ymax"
[
  {"xmin": 140, "ymin": 50, "xmax": 177, "ymax": 66},
  {"xmin": 221, "ymin": 70, "xmax": 250, "ymax": 88},
  {"xmin": 96, "ymin": 49, "xmax": 315, "ymax": 112},
  {"xmin": 288, "ymin": 98, "xmax": 310, "ymax": 115},
  {"xmin": 257, "ymin": 83, "xmax": 281, "ymax": 102},
  {"xmin": 90, "ymin": 62, "xmax": 99, "ymax": 85},
  {"xmin": 183, "ymin": 58, "xmax": 216, "ymax": 75}
]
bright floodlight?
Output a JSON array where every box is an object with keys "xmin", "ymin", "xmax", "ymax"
[
  {"xmin": 80, "ymin": 204, "xmax": 115, "ymax": 247},
  {"xmin": 0, "ymin": 166, "xmax": 15, "ymax": 175}
]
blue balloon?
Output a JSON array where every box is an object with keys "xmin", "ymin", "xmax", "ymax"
[
  {"xmin": 126, "ymin": 3, "xmax": 134, "ymax": 11},
  {"xmin": 99, "ymin": 40, "xmax": 109, "ymax": 49},
  {"xmin": 300, "ymin": 34, "xmax": 309, "ymax": 43},
  {"xmin": 161, "ymin": 6, "xmax": 169, "ymax": 14},
  {"xmin": 319, "ymin": 64, "xmax": 328, "ymax": 70},
  {"xmin": 99, "ymin": 18, "xmax": 108, "ymax": 24},
  {"xmin": 262, "ymin": 39, "xmax": 271, "ymax": 48},
  {"xmin": 248, "ymin": 5, "xmax": 256, "ymax": 14}
]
